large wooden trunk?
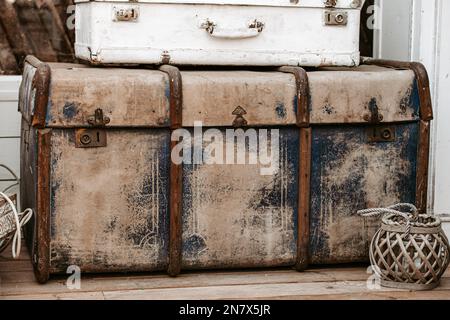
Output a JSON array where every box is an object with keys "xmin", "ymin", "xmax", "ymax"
[{"xmin": 19, "ymin": 56, "xmax": 432, "ymax": 283}]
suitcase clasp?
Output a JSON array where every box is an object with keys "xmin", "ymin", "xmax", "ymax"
[{"xmin": 75, "ymin": 109, "xmax": 109, "ymax": 148}]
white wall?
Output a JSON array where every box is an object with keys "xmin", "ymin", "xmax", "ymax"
[
  {"xmin": 432, "ymin": 0, "xmax": 450, "ymax": 219},
  {"xmin": 0, "ymin": 76, "xmax": 22, "ymax": 194}
]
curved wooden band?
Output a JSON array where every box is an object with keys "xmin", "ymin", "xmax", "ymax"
[{"xmin": 159, "ymin": 65, "xmax": 183, "ymax": 277}]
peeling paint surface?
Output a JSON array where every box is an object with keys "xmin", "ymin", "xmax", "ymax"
[
  {"xmin": 49, "ymin": 129, "xmax": 170, "ymax": 273},
  {"xmin": 46, "ymin": 68, "xmax": 170, "ymax": 127},
  {"xmin": 309, "ymin": 66, "xmax": 420, "ymax": 124},
  {"xmin": 181, "ymin": 128, "xmax": 299, "ymax": 269},
  {"xmin": 309, "ymin": 123, "xmax": 418, "ymax": 264},
  {"xmin": 181, "ymin": 71, "xmax": 297, "ymax": 127}
]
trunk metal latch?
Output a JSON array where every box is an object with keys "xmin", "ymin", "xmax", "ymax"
[
  {"xmin": 75, "ymin": 109, "xmax": 109, "ymax": 148},
  {"xmin": 367, "ymin": 126, "xmax": 396, "ymax": 143}
]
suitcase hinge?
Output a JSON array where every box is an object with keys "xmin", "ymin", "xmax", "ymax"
[{"xmin": 75, "ymin": 108, "xmax": 109, "ymax": 148}]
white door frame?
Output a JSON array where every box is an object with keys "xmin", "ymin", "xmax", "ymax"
[{"xmin": 373, "ymin": 0, "xmax": 450, "ymax": 235}]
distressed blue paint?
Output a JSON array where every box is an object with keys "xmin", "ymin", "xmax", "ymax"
[
  {"xmin": 62, "ymin": 102, "xmax": 78, "ymax": 119},
  {"xmin": 292, "ymin": 95, "xmax": 298, "ymax": 115},
  {"xmin": 309, "ymin": 123, "xmax": 419, "ymax": 264},
  {"xmin": 181, "ymin": 127, "xmax": 299, "ymax": 268},
  {"xmin": 275, "ymin": 103, "xmax": 287, "ymax": 119},
  {"xmin": 45, "ymin": 87, "xmax": 53, "ymax": 125},
  {"xmin": 368, "ymin": 97, "xmax": 378, "ymax": 116},
  {"xmin": 410, "ymin": 79, "xmax": 421, "ymax": 118},
  {"xmin": 49, "ymin": 129, "xmax": 171, "ymax": 270},
  {"xmin": 123, "ymin": 129, "xmax": 171, "ymax": 263},
  {"xmin": 164, "ymin": 79, "xmax": 171, "ymax": 101}
]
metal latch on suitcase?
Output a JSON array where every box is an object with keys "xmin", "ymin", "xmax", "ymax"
[
  {"xmin": 113, "ymin": 6, "xmax": 139, "ymax": 22},
  {"xmin": 75, "ymin": 109, "xmax": 109, "ymax": 148},
  {"xmin": 324, "ymin": 11, "xmax": 348, "ymax": 26}
]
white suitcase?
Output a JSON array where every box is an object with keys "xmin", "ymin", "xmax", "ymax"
[{"xmin": 75, "ymin": 0, "xmax": 365, "ymax": 67}]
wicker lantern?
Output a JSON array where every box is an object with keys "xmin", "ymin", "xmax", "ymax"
[{"xmin": 359, "ymin": 204, "xmax": 450, "ymax": 291}]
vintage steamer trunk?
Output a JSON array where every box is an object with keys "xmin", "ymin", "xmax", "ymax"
[
  {"xmin": 19, "ymin": 56, "xmax": 310, "ymax": 283},
  {"xmin": 74, "ymin": 0, "xmax": 365, "ymax": 67},
  {"xmin": 19, "ymin": 56, "xmax": 432, "ymax": 283}
]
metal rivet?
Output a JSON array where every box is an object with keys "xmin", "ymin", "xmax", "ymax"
[
  {"xmin": 80, "ymin": 134, "xmax": 92, "ymax": 145},
  {"xmin": 335, "ymin": 14, "xmax": 345, "ymax": 24},
  {"xmin": 382, "ymin": 129, "xmax": 392, "ymax": 140}
]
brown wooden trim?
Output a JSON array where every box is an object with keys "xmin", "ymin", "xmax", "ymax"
[
  {"xmin": 159, "ymin": 65, "xmax": 183, "ymax": 129},
  {"xmin": 159, "ymin": 65, "xmax": 183, "ymax": 277},
  {"xmin": 416, "ymin": 120, "xmax": 431, "ymax": 214},
  {"xmin": 278, "ymin": 66, "xmax": 311, "ymax": 270},
  {"xmin": 362, "ymin": 59, "xmax": 433, "ymax": 121},
  {"xmin": 25, "ymin": 55, "xmax": 51, "ymax": 128},
  {"xmin": 296, "ymin": 127, "xmax": 311, "ymax": 271},
  {"xmin": 34, "ymin": 128, "xmax": 52, "ymax": 284},
  {"xmin": 278, "ymin": 66, "xmax": 310, "ymax": 127}
]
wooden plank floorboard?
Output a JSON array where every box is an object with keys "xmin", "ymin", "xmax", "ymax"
[
  {"xmin": 0, "ymin": 268, "xmax": 371, "ymax": 296},
  {"xmin": 1, "ymin": 242, "xmax": 449, "ymax": 300}
]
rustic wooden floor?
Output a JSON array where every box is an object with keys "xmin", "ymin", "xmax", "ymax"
[{"xmin": 1, "ymin": 244, "xmax": 449, "ymax": 300}]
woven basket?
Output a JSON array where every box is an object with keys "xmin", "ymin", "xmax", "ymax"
[
  {"xmin": 0, "ymin": 193, "xmax": 18, "ymax": 253},
  {"xmin": 363, "ymin": 205, "xmax": 450, "ymax": 291}
]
